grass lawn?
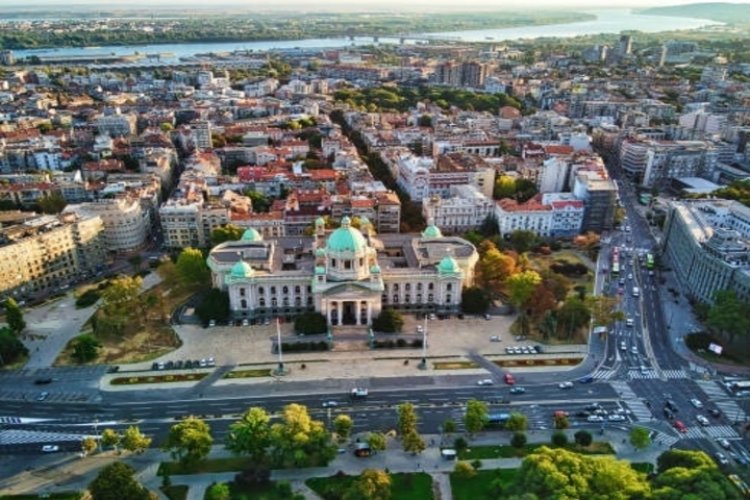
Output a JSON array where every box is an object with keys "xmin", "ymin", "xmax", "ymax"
[
  {"xmin": 458, "ymin": 442, "xmax": 614, "ymax": 459},
  {"xmin": 158, "ymin": 457, "xmax": 254, "ymax": 476},
  {"xmin": 450, "ymin": 468, "xmax": 518, "ymax": 500},
  {"xmin": 161, "ymin": 484, "xmax": 189, "ymax": 500},
  {"xmin": 307, "ymin": 472, "xmax": 433, "ymax": 500},
  {"xmin": 203, "ymin": 481, "xmax": 294, "ymax": 500}
]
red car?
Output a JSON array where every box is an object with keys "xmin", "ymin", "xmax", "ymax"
[
  {"xmin": 673, "ymin": 420, "xmax": 688, "ymax": 433},
  {"xmin": 504, "ymin": 373, "xmax": 516, "ymax": 385}
]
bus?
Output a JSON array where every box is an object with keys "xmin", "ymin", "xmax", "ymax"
[
  {"xmin": 611, "ymin": 247, "xmax": 621, "ymax": 276},
  {"xmin": 646, "ymin": 253, "xmax": 654, "ymax": 269},
  {"xmin": 725, "ymin": 380, "xmax": 750, "ymax": 396}
]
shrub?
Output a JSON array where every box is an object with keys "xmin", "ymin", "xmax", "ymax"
[
  {"xmin": 75, "ymin": 289, "xmax": 101, "ymax": 308},
  {"xmin": 234, "ymin": 465, "xmax": 271, "ymax": 488},
  {"xmin": 454, "ymin": 461, "xmax": 476, "ymax": 479},
  {"xmin": 454, "ymin": 437, "xmax": 468, "ymax": 451},
  {"xmin": 574, "ymin": 430, "xmax": 593, "ymax": 447},
  {"xmin": 294, "ymin": 312, "xmax": 327, "ymax": 335},
  {"xmin": 511, "ymin": 432, "xmax": 527, "ymax": 448},
  {"xmin": 551, "ymin": 431, "xmax": 568, "ymax": 447},
  {"xmin": 396, "ymin": 338, "xmax": 407, "ymax": 348}
]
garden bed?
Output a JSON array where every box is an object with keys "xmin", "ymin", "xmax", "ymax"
[
  {"xmin": 433, "ymin": 361, "xmax": 480, "ymax": 370},
  {"xmin": 307, "ymin": 472, "xmax": 433, "ymax": 500},
  {"xmin": 161, "ymin": 485, "xmax": 188, "ymax": 500},
  {"xmin": 458, "ymin": 441, "xmax": 614, "ymax": 459},
  {"xmin": 223, "ymin": 369, "xmax": 273, "ymax": 379},
  {"xmin": 493, "ymin": 357, "xmax": 583, "ymax": 368},
  {"xmin": 111, "ymin": 372, "xmax": 208, "ymax": 385}
]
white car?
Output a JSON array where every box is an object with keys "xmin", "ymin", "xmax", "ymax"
[
  {"xmin": 620, "ymin": 342, "xmax": 627, "ymax": 351},
  {"xmin": 625, "ymin": 318, "xmax": 634, "ymax": 327},
  {"xmin": 489, "ymin": 335, "xmax": 501, "ymax": 342},
  {"xmin": 587, "ymin": 415, "xmax": 605, "ymax": 422},
  {"xmin": 477, "ymin": 379, "xmax": 494, "ymax": 386},
  {"xmin": 417, "ymin": 325, "xmax": 424, "ymax": 333},
  {"xmin": 241, "ymin": 319, "xmax": 249, "ymax": 327},
  {"xmin": 627, "ymin": 273, "xmax": 633, "ymax": 280},
  {"xmin": 41, "ymin": 445, "xmax": 60, "ymax": 452},
  {"xmin": 718, "ymin": 438, "xmax": 731, "ymax": 449},
  {"xmin": 608, "ymin": 414, "xmax": 626, "ymax": 422},
  {"xmin": 559, "ymin": 381, "xmax": 574, "ymax": 389},
  {"xmin": 630, "ymin": 346, "xmax": 638, "ymax": 355},
  {"xmin": 696, "ymin": 415, "xmax": 710, "ymax": 426},
  {"xmin": 716, "ymin": 452, "xmax": 730, "ymax": 465},
  {"xmin": 690, "ymin": 398, "xmax": 704, "ymax": 409},
  {"xmin": 322, "ymin": 401, "xmax": 339, "ymax": 408}
]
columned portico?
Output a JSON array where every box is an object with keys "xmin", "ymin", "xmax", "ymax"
[{"xmin": 322, "ymin": 296, "xmax": 377, "ymax": 327}]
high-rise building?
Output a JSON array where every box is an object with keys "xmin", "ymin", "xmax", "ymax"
[
  {"xmin": 0, "ymin": 50, "xmax": 15, "ymax": 66},
  {"xmin": 617, "ymin": 35, "xmax": 633, "ymax": 56}
]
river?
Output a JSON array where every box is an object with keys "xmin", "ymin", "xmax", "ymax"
[{"xmin": 11, "ymin": 9, "xmax": 720, "ymax": 61}]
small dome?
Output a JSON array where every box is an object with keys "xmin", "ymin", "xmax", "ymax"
[
  {"xmin": 360, "ymin": 216, "xmax": 371, "ymax": 227},
  {"xmin": 315, "ymin": 216, "xmax": 326, "ymax": 227},
  {"xmin": 326, "ymin": 220, "xmax": 368, "ymax": 253},
  {"xmin": 241, "ymin": 228, "xmax": 263, "ymax": 242},
  {"xmin": 370, "ymin": 264, "xmax": 381, "ymax": 274},
  {"xmin": 437, "ymin": 256, "xmax": 460, "ymax": 274},
  {"xmin": 315, "ymin": 265, "xmax": 326, "ymax": 275},
  {"xmin": 230, "ymin": 260, "xmax": 254, "ymax": 278},
  {"xmin": 422, "ymin": 225, "xmax": 443, "ymax": 239},
  {"xmin": 315, "ymin": 247, "xmax": 326, "ymax": 257},
  {"xmin": 341, "ymin": 216, "xmax": 352, "ymax": 227}
]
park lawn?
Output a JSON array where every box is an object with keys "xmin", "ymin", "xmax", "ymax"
[
  {"xmin": 459, "ymin": 442, "xmax": 614, "ymax": 459},
  {"xmin": 307, "ymin": 472, "xmax": 433, "ymax": 500},
  {"xmin": 161, "ymin": 484, "xmax": 188, "ymax": 500},
  {"xmin": 158, "ymin": 457, "xmax": 254, "ymax": 475},
  {"xmin": 450, "ymin": 468, "xmax": 518, "ymax": 500},
  {"xmin": 528, "ymin": 249, "xmax": 595, "ymax": 296}
]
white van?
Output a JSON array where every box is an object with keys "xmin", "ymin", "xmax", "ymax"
[{"xmin": 632, "ymin": 286, "xmax": 640, "ymax": 297}]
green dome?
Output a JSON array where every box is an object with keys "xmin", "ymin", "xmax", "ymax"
[
  {"xmin": 241, "ymin": 228, "xmax": 263, "ymax": 242},
  {"xmin": 230, "ymin": 260, "xmax": 254, "ymax": 278},
  {"xmin": 315, "ymin": 265, "xmax": 326, "ymax": 275},
  {"xmin": 437, "ymin": 256, "xmax": 460, "ymax": 274},
  {"xmin": 422, "ymin": 225, "xmax": 443, "ymax": 239},
  {"xmin": 315, "ymin": 216, "xmax": 326, "ymax": 227},
  {"xmin": 315, "ymin": 247, "xmax": 326, "ymax": 257},
  {"xmin": 370, "ymin": 263, "xmax": 381, "ymax": 274},
  {"xmin": 360, "ymin": 216, "xmax": 371, "ymax": 227},
  {"xmin": 326, "ymin": 219, "xmax": 367, "ymax": 253}
]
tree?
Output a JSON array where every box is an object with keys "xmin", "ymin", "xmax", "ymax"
[
  {"xmin": 464, "ymin": 399, "xmax": 489, "ymax": 435},
  {"xmin": 442, "ymin": 419, "xmax": 457, "ymax": 435},
  {"xmin": 81, "ymin": 436, "xmax": 98, "ymax": 456},
  {"xmin": 511, "ymin": 432, "xmax": 527, "ymax": 449},
  {"xmin": 708, "ymin": 290, "xmax": 750, "ymax": 343},
  {"xmin": 176, "ymin": 248, "xmax": 210, "ymax": 286},
  {"xmin": 334, "ymin": 414, "xmax": 354, "ymax": 440},
  {"xmin": 100, "ymin": 275, "xmax": 143, "ymax": 330},
  {"xmin": 160, "ymin": 122, "xmax": 174, "ymax": 133},
  {"xmin": 195, "ymin": 289, "xmax": 230, "ymax": 326},
  {"xmin": 630, "ymin": 426, "xmax": 651, "ymax": 450},
  {"xmin": 551, "ymin": 431, "xmax": 568, "ymax": 447},
  {"xmin": 71, "ymin": 334, "xmax": 100, "ymax": 363},
  {"xmin": 226, "ymin": 407, "xmax": 271, "ymax": 462},
  {"xmin": 372, "ymin": 309, "xmax": 404, "ymax": 333},
  {"xmin": 574, "ymin": 430, "xmax": 593, "ymax": 447},
  {"xmin": 211, "ymin": 224, "xmax": 244, "ymax": 246},
  {"xmin": 652, "ymin": 463, "xmax": 739, "ymax": 500},
  {"xmin": 88, "ymin": 462, "xmax": 151, "ymax": 500},
  {"xmin": 586, "ymin": 296, "xmax": 625, "ymax": 328},
  {"xmin": 37, "ymin": 192, "xmax": 67, "ymax": 214},
  {"xmin": 269, "ymin": 404, "xmax": 337, "ymax": 468},
  {"xmin": 554, "ymin": 414, "xmax": 570, "ymax": 430},
  {"xmin": 508, "ymin": 230, "xmax": 538, "ymax": 254},
  {"xmin": 163, "ymin": 416, "xmax": 213, "ymax": 465},
  {"xmin": 494, "ymin": 175, "xmax": 517, "ymax": 199},
  {"xmin": 245, "ymin": 190, "xmax": 270, "ymax": 213},
  {"xmin": 515, "ymin": 446, "xmax": 650, "ymax": 500},
  {"xmin": 505, "ymin": 413, "xmax": 528, "ymax": 431},
  {"xmin": 205, "ymin": 482, "xmax": 231, "ymax": 500},
  {"xmin": 454, "ymin": 437, "xmax": 468, "ymax": 452},
  {"xmin": 506, "ymin": 270, "xmax": 542, "ymax": 336},
  {"xmin": 557, "ymin": 296, "xmax": 591, "ymax": 339},
  {"xmin": 657, "ymin": 449, "xmax": 716, "ymax": 474},
  {"xmin": 418, "ymin": 114, "xmax": 433, "ymax": 128},
  {"xmin": 475, "ymin": 244, "xmax": 516, "ymax": 297},
  {"xmin": 397, "ymin": 403, "xmax": 418, "ymax": 436},
  {"xmin": 4, "ymin": 298, "xmax": 26, "ymax": 335},
  {"xmin": 0, "ymin": 326, "xmax": 28, "ymax": 365},
  {"xmin": 402, "ymin": 429, "xmax": 426, "ymax": 454},
  {"xmin": 121, "ymin": 426, "xmax": 152, "ymax": 453},
  {"xmin": 294, "ymin": 312, "xmax": 327, "ymax": 334},
  {"xmin": 344, "ymin": 469, "xmax": 391, "ymax": 500},
  {"xmin": 101, "ymin": 428, "xmax": 121, "ymax": 451},
  {"xmin": 367, "ymin": 432, "xmax": 387, "ymax": 453},
  {"xmin": 461, "ymin": 287, "xmax": 490, "ymax": 314},
  {"xmin": 454, "ymin": 461, "xmax": 477, "ymax": 479}
]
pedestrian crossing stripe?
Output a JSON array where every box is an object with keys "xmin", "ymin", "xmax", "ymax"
[
  {"xmin": 702, "ymin": 425, "xmax": 740, "ymax": 438},
  {"xmin": 695, "ymin": 380, "xmax": 731, "ymax": 398},
  {"xmin": 592, "ymin": 369, "xmax": 616, "ymax": 380},
  {"xmin": 627, "ymin": 369, "xmax": 688, "ymax": 380}
]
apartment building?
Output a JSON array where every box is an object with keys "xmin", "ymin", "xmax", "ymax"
[
  {"xmin": 64, "ymin": 197, "xmax": 151, "ymax": 253},
  {"xmin": 422, "ymin": 184, "xmax": 494, "ymax": 234},
  {"xmin": 619, "ymin": 139, "xmax": 719, "ymax": 187}
]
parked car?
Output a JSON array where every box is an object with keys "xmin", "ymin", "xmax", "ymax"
[
  {"xmin": 322, "ymin": 401, "xmax": 338, "ymax": 408},
  {"xmin": 207, "ymin": 357, "xmax": 216, "ymax": 367},
  {"xmin": 587, "ymin": 415, "xmax": 605, "ymax": 422},
  {"xmin": 489, "ymin": 335, "xmax": 501, "ymax": 342},
  {"xmin": 608, "ymin": 414, "xmax": 626, "ymax": 422},
  {"xmin": 718, "ymin": 438, "xmax": 731, "ymax": 449},
  {"xmin": 578, "ymin": 375, "xmax": 594, "ymax": 384},
  {"xmin": 208, "ymin": 319, "xmax": 216, "ymax": 327},
  {"xmin": 484, "ymin": 313, "xmax": 491, "ymax": 320},
  {"xmin": 716, "ymin": 452, "xmax": 730, "ymax": 466},
  {"xmin": 34, "ymin": 378, "xmax": 52, "ymax": 385},
  {"xmin": 241, "ymin": 319, "xmax": 249, "ymax": 327}
]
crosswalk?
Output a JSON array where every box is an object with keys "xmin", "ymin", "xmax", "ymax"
[
  {"xmin": 0, "ymin": 417, "xmax": 21, "ymax": 424},
  {"xmin": 715, "ymin": 400, "xmax": 747, "ymax": 423},
  {"xmin": 682, "ymin": 425, "xmax": 739, "ymax": 440},
  {"xmin": 592, "ymin": 368, "xmax": 617, "ymax": 380},
  {"xmin": 0, "ymin": 429, "xmax": 92, "ymax": 445},
  {"xmin": 627, "ymin": 369, "xmax": 688, "ymax": 380},
  {"xmin": 695, "ymin": 380, "xmax": 731, "ymax": 399},
  {"xmin": 610, "ymin": 381, "xmax": 654, "ymax": 422}
]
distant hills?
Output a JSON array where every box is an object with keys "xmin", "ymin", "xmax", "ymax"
[{"xmin": 639, "ymin": 2, "xmax": 750, "ymax": 24}]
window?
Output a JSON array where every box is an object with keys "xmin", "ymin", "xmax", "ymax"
[
  {"xmin": 239, "ymin": 288, "xmax": 246, "ymax": 297},
  {"xmin": 428, "ymin": 283, "xmax": 434, "ymax": 291},
  {"xmin": 405, "ymin": 294, "xmax": 411, "ymax": 303},
  {"xmin": 240, "ymin": 299, "xmax": 247, "ymax": 309},
  {"xmin": 295, "ymin": 297, "xmax": 301, "ymax": 306},
  {"xmin": 359, "ymin": 258, "xmax": 364, "ymax": 267},
  {"xmin": 307, "ymin": 296, "xmax": 313, "ymax": 305},
  {"xmin": 331, "ymin": 258, "xmax": 337, "ymax": 268},
  {"xmin": 417, "ymin": 283, "xmax": 423, "ymax": 291},
  {"xmin": 405, "ymin": 283, "xmax": 411, "ymax": 291},
  {"xmin": 417, "ymin": 294, "xmax": 422, "ymax": 303},
  {"xmin": 345, "ymin": 260, "xmax": 352, "ymax": 270},
  {"xmin": 283, "ymin": 297, "xmax": 289, "ymax": 306},
  {"xmin": 295, "ymin": 286, "xmax": 301, "ymax": 294},
  {"xmin": 271, "ymin": 298, "xmax": 278, "ymax": 306},
  {"xmin": 382, "ymin": 294, "xmax": 388, "ymax": 303},
  {"xmin": 446, "ymin": 294, "xmax": 452, "ymax": 304},
  {"xmin": 270, "ymin": 286, "xmax": 276, "ymax": 295},
  {"xmin": 392, "ymin": 294, "xmax": 399, "ymax": 303},
  {"xmin": 307, "ymin": 286, "xmax": 312, "ymax": 293},
  {"xmin": 393, "ymin": 283, "xmax": 400, "ymax": 291},
  {"xmin": 446, "ymin": 283, "xmax": 453, "ymax": 291},
  {"xmin": 428, "ymin": 294, "xmax": 434, "ymax": 302},
  {"xmin": 259, "ymin": 298, "xmax": 266, "ymax": 307},
  {"xmin": 282, "ymin": 286, "xmax": 289, "ymax": 295}
]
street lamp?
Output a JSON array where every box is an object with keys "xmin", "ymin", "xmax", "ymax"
[
  {"xmin": 419, "ymin": 316, "xmax": 428, "ymax": 370},
  {"xmin": 274, "ymin": 318, "xmax": 285, "ymax": 376}
]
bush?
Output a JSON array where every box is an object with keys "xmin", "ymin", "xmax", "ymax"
[
  {"xmin": 0, "ymin": 327, "xmax": 28, "ymax": 365},
  {"xmin": 685, "ymin": 332, "xmax": 715, "ymax": 351},
  {"xmin": 454, "ymin": 437, "xmax": 468, "ymax": 451},
  {"xmin": 551, "ymin": 261, "xmax": 589, "ymax": 277},
  {"xmin": 551, "ymin": 431, "xmax": 568, "ymax": 447},
  {"xmin": 234, "ymin": 465, "xmax": 271, "ymax": 488},
  {"xmin": 511, "ymin": 432, "xmax": 527, "ymax": 448},
  {"xmin": 454, "ymin": 461, "xmax": 476, "ymax": 479},
  {"xmin": 76, "ymin": 289, "xmax": 101, "ymax": 308},
  {"xmin": 574, "ymin": 430, "xmax": 593, "ymax": 447},
  {"xmin": 461, "ymin": 287, "xmax": 490, "ymax": 314},
  {"xmin": 294, "ymin": 312, "xmax": 327, "ymax": 335},
  {"xmin": 396, "ymin": 338, "xmax": 407, "ymax": 348},
  {"xmin": 195, "ymin": 289, "xmax": 230, "ymax": 325},
  {"xmin": 372, "ymin": 309, "xmax": 404, "ymax": 333}
]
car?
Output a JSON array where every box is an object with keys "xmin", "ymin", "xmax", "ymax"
[
  {"xmin": 207, "ymin": 357, "xmax": 216, "ymax": 367},
  {"xmin": 608, "ymin": 414, "xmax": 626, "ymax": 422},
  {"xmin": 510, "ymin": 386, "xmax": 526, "ymax": 394},
  {"xmin": 490, "ymin": 335, "xmax": 501, "ymax": 342},
  {"xmin": 625, "ymin": 318, "xmax": 634, "ymax": 327},
  {"xmin": 578, "ymin": 375, "xmax": 594, "ymax": 384},
  {"xmin": 716, "ymin": 452, "xmax": 730, "ymax": 466},
  {"xmin": 262, "ymin": 318, "xmax": 271, "ymax": 326},
  {"xmin": 199, "ymin": 359, "xmax": 208, "ymax": 368},
  {"xmin": 41, "ymin": 445, "xmax": 60, "ymax": 452},
  {"xmin": 630, "ymin": 346, "xmax": 638, "ymax": 355},
  {"xmin": 620, "ymin": 341, "xmax": 627, "ymax": 351},
  {"xmin": 477, "ymin": 379, "xmax": 494, "ymax": 386},
  {"xmin": 484, "ymin": 313, "xmax": 491, "ymax": 320},
  {"xmin": 617, "ymin": 287, "xmax": 625, "ymax": 295},
  {"xmin": 208, "ymin": 319, "xmax": 216, "ymax": 327},
  {"xmin": 157, "ymin": 361, "xmax": 165, "ymax": 370},
  {"xmin": 627, "ymin": 273, "xmax": 633, "ymax": 280},
  {"xmin": 587, "ymin": 415, "xmax": 605, "ymax": 422},
  {"xmin": 664, "ymin": 408, "xmax": 674, "ymax": 420},
  {"xmin": 165, "ymin": 361, "xmax": 174, "ymax": 370},
  {"xmin": 690, "ymin": 398, "xmax": 704, "ymax": 409},
  {"xmin": 665, "ymin": 399, "xmax": 678, "ymax": 412},
  {"xmin": 34, "ymin": 377, "xmax": 53, "ymax": 385},
  {"xmin": 625, "ymin": 225, "xmax": 631, "ymax": 232},
  {"xmin": 718, "ymin": 438, "xmax": 731, "ymax": 449},
  {"xmin": 696, "ymin": 415, "xmax": 709, "ymax": 426},
  {"xmin": 36, "ymin": 391, "xmax": 49, "ymax": 401},
  {"xmin": 559, "ymin": 381, "xmax": 574, "ymax": 389},
  {"xmin": 709, "ymin": 408, "xmax": 722, "ymax": 418},
  {"xmin": 619, "ymin": 278, "xmax": 626, "ymax": 285},
  {"xmin": 673, "ymin": 420, "xmax": 688, "ymax": 433},
  {"xmin": 416, "ymin": 325, "xmax": 424, "ymax": 333},
  {"xmin": 241, "ymin": 319, "xmax": 249, "ymax": 327},
  {"xmin": 639, "ymin": 365, "xmax": 649, "ymax": 374},
  {"xmin": 504, "ymin": 373, "xmax": 516, "ymax": 385},
  {"xmin": 184, "ymin": 360, "xmax": 193, "ymax": 369},
  {"xmin": 107, "ymin": 366, "xmax": 119, "ymax": 373},
  {"xmin": 534, "ymin": 345, "xmax": 543, "ymax": 354},
  {"xmin": 175, "ymin": 360, "xmax": 183, "ymax": 369},
  {"xmin": 514, "ymin": 335, "xmax": 527, "ymax": 341},
  {"xmin": 554, "ymin": 410, "xmax": 569, "ymax": 418},
  {"xmin": 428, "ymin": 313, "xmax": 436, "ymax": 320},
  {"xmin": 322, "ymin": 401, "xmax": 338, "ymax": 408},
  {"xmin": 585, "ymin": 403, "xmax": 603, "ymax": 411},
  {"xmin": 576, "ymin": 411, "xmax": 591, "ymax": 418},
  {"xmin": 152, "ymin": 362, "xmax": 160, "ymax": 370}
]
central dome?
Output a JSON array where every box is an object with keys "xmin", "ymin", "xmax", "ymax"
[{"xmin": 326, "ymin": 216, "xmax": 368, "ymax": 253}]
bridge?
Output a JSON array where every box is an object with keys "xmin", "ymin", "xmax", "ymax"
[{"xmin": 346, "ymin": 33, "xmax": 464, "ymax": 44}]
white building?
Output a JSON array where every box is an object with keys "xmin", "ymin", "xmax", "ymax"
[
  {"xmin": 64, "ymin": 197, "xmax": 150, "ymax": 253},
  {"xmin": 541, "ymin": 193, "xmax": 585, "ymax": 237},
  {"xmin": 538, "ymin": 157, "xmax": 570, "ymax": 194},
  {"xmin": 494, "ymin": 197, "xmax": 553, "ymax": 237},
  {"xmin": 679, "ymin": 110, "xmax": 727, "ymax": 136},
  {"xmin": 422, "ymin": 184, "xmax": 494, "ymax": 234}
]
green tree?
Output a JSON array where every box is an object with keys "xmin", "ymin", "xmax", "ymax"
[
  {"xmin": 226, "ymin": 407, "xmax": 271, "ymax": 462},
  {"xmin": 367, "ymin": 432, "xmax": 387, "ymax": 452},
  {"xmin": 0, "ymin": 327, "xmax": 28, "ymax": 365},
  {"xmin": 402, "ymin": 429, "xmax": 426, "ymax": 454},
  {"xmin": 551, "ymin": 431, "xmax": 568, "ymax": 447},
  {"xmin": 494, "ymin": 175, "xmax": 517, "ymax": 199},
  {"xmin": 121, "ymin": 426, "xmax": 152, "ymax": 453},
  {"xmin": 101, "ymin": 275, "xmax": 143, "ymax": 326},
  {"xmin": 574, "ymin": 430, "xmax": 593, "ymax": 447},
  {"xmin": 630, "ymin": 426, "xmax": 651, "ymax": 450},
  {"xmin": 101, "ymin": 428, "xmax": 121, "ymax": 451},
  {"xmin": 334, "ymin": 414, "xmax": 354, "ymax": 441},
  {"xmin": 509, "ymin": 230, "xmax": 538, "ymax": 254},
  {"xmin": 81, "ymin": 436, "xmax": 98, "ymax": 456},
  {"xmin": 176, "ymin": 248, "xmax": 210, "ymax": 286},
  {"xmin": 160, "ymin": 122, "xmax": 174, "ymax": 133},
  {"xmin": 211, "ymin": 224, "xmax": 245, "ymax": 246},
  {"xmin": 195, "ymin": 289, "xmax": 230, "ymax": 326},
  {"xmin": 461, "ymin": 287, "xmax": 490, "ymax": 314},
  {"xmin": 515, "ymin": 446, "xmax": 650, "ymax": 499},
  {"xmin": 164, "ymin": 416, "xmax": 213, "ymax": 466},
  {"xmin": 88, "ymin": 462, "xmax": 151, "ymax": 500},
  {"xmin": 205, "ymin": 482, "xmax": 231, "ymax": 500},
  {"xmin": 71, "ymin": 334, "xmax": 100, "ymax": 363},
  {"xmin": 442, "ymin": 419, "xmax": 457, "ymax": 435},
  {"xmin": 294, "ymin": 312, "xmax": 327, "ymax": 334},
  {"xmin": 511, "ymin": 432, "xmax": 527, "ymax": 449},
  {"xmin": 37, "ymin": 192, "xmax": 67, "ymax": 214},
  {"xmin": 4, "ymin": 298, "xmax": 26, "ymax": 335},
  {"xmin": 464, "ymin": 399, "xmax": 489, "ymax": 435},
  {"xmin": 453, "ymin": 461, "xmax": 477, "ymax": 479},
  {"xmin": 372, "ymin": 309, "xmax": 404, "ymax": 333},
  {"xmin": 554, "ymin": 414, "xmax": 570, "ymax": 430},
  {"xmin": 557, "ymin": 296, "xmax": 592, "ymax": 339},
  {"xmin": 505, "ymin": 413, "xmax": 528, "ymax": 431},
  {"xmin": 506, "ymin": 270, "xmax": 542, "ymax": 336},
  {"xmin": 245, "ymin": 190, "xmax": 270, "ymax": 213},
  {"xmin": 397, "ymin": 402, "xmax": 418, "ymax": 436},
  {"xmin": 652, "ymin": 464, "xmax": 740, "ymax": 500},
  {"xmin": 586, "ymin": 296, "xmax": 626, "ymax": 328},
  {"xmin": 657, "ymin": 449, "xmax": 716, "ymax": 474},
  {"xmin": 269, "ymin": 403, "xmax": 337, "ymax": 468},
  {"xmin": 344, "ymin": 469, "xmax": 391, "ymax": 500},
  {"xmin": 708, "ymin": 290, "xmax": 750, "ymax": 343}
]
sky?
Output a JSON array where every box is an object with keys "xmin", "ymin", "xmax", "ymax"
[{"xmin": 1, "ymin": 0, "xmax": 749, "ymax": 10}]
